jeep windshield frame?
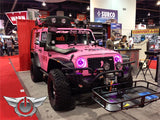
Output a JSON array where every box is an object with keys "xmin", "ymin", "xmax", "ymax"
[{"xmin": 48, "ymin": 28, "xmax": 95, "ymax": 45}]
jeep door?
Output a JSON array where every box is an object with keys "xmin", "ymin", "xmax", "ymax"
[
  {"xmin": 34, "ymin": 31, "xmax": 44, "ymax": 70},
  {"xmin": 39, "ymin": 31, "xmax": 49, "ymax": 71}
]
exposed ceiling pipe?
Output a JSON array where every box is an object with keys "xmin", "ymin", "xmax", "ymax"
[
  {"xmin": 137, "ymin": 15, "xmax": 160, "ymax": 20},
  {"xmin": 136, "ymin": 7, "xmax": 160, "ymax": 13},
  {"xmin": 5, "ymin": 0, "xmax": 18, "ymax": 31}
]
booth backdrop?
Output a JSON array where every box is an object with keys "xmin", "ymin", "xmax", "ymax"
[{"xmin": 17, "ymin": 20, "xmax": 37, "ymax": 71}]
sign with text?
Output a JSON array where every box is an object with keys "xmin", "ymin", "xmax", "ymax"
[
  {"xmin": 5, "ymin": 11, "xmax": 28, "ymax": 25},
  {"xmin": 132, "ymin": 29, "xmax": 159, "ymax": 34},
  {"xmin": 94, "ymin": 8, "xmax": 118, "ymax": 23},
  {"xmin": 77, "ymin": 14, "xmax": 86, "ymax": 21},
  {"xmin": 132, "ymin": 29, "xmax": 159, "ymax": 43}
]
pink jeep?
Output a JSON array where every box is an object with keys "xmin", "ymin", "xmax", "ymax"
[{"xmin": 30, "ymin": 16, "xmax": 133, "ymax": 111}]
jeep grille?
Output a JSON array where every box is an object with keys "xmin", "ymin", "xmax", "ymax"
[{"xmin": 87, "ymin": 57, "xmax": 114, "ymax": 73}]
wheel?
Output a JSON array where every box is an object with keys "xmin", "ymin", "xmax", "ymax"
[
  {"xmin": 48, "ymin": 69, "xmax": 75, "ymax": 111},
  {"xmin": 30, "ymin": 58, "xmax": 43, "ymax": 82}
]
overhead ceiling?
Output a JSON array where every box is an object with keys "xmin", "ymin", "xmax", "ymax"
[
  {"xmin": 0, "ymin": 0, "xmax": 160, "ymax": 34},
  {"xmin": 136, "ymin": 0, "xmax": 160, "ymax": 25}
]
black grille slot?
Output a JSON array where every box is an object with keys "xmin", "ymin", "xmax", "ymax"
[{"xmin": 88, "ymin": 57, "xmax": 114, "ymax": 73}]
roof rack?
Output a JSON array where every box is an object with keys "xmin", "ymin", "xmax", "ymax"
[{"xmin": 35, "ymin": 16, "xmax": 72, "ymax": 28}]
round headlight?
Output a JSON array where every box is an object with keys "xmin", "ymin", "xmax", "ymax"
[
  {"xmin": 116, "ymin": 62, "xmax": 122, "ymax": 70},
  {"xmin": 115, "ymin": 55, "xmax": 122, "ymax": 63},
  {"xmin": 76, "ymin": 58, "xmax": 87, "ymax": 68},
  {"xmin": 61, "ymin": 18, "xmax": 66, "ymax": 24},
  {"xmin": 51, "ymin": 18, "xmax": 56, "ymax": 23},
  {"xmin": 103, "ymin": 62, "xmax": 110, "ymax": 70}
]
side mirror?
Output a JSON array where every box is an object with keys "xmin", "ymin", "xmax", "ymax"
[
  {"xmin": 35, "ymin": 40, "xmax": 39, "ymax": 45},
  {"xmin": 40, "ymin": 41, "xmax": 46, "ymax": 47},
  {"xmin": 91, "ymin": 40, "xmax": 96, "ymax": 45}
]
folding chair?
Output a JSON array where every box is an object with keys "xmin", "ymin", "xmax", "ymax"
[{"xmin": 136, "ymin": 51, "xmax": 154, "ymax": 80}]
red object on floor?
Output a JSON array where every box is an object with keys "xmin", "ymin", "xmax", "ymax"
[
  {"xmin": 17, "ymin": 20, "xmax": 38, "ymax": 71},
  {"xmin": 0, "ymin": 56, "xmax": 38, "ymax": 120},
  {"xmin": 149, "ymin": 60, "xmax": 157, "ymax": 69}
]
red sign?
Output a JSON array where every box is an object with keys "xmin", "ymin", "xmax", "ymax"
[
  {"xmin": 5, "ymin": 11, "xmax": 28, "ymax": 25},
  {"xmin": 77, "ymin": 14, "xmax": 86, "ymax": 21}
]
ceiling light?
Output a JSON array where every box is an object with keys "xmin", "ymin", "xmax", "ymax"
[
  {"xmin": 142, "ymin": 19, "xmax": 145, "ymax": 22},
  {"xmin": 87, "ymin": 6, "xmax": 90, "ymax": 11},
  {"xmin": 147, "ymin": 12, "xmax": 150, "ymax": 16},
  {"xmin": 157, "ymin": 0, "xmax": 160, "ymax": 5},
  {"xmin": 69, "ymin": 13, "xmax": 72, "ymax": 17},
  {"xmin": 42, "ymin": 2, "xmax": 46, "ymax": 6}
]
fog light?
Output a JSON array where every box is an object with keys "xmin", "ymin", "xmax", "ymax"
[
  {"xmin": 103, "ymin": 62, "xmax": 110, "ymax": 70},
  {"xmin": 116, "ymin": 62, "xmax": 122, "ymax": 70}
]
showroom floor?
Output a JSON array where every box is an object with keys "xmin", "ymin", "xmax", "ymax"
[
  {"xmin": 0, "ymin": 56, "xmax": 38, "ymax": 120},
  {"xmin": 1, "ymin": 55, "xmax": 160, "ymax": 120},
  {"xmin": 17, "ymin": 69, "xmax": 160, "ymax": 120}
]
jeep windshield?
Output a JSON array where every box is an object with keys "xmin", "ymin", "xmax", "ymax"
[{"xmin": 50, "ymin": 29, "xmax": 95, "ymax": 45}]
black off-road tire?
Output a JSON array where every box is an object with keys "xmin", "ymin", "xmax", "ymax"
[
  {"xmin": 48, "ymin": 69, "xmax": 75, "ymax": 111},
  {"xmin": 30, "ymin": 58, "xmax": 43, "ymax": 82}
]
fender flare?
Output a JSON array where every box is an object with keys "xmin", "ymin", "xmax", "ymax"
[
  {"xmin": 47, "ymin": 58, "xmax": 74, "ymax": 72},
  {"xmin": 30, "ymin": 51, "xmax": 41, "ymax": 68}
]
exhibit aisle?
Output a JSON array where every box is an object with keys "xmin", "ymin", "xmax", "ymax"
[{"xmin": 0, "ymin": 55, "xmax": 38, "ymax": 120}]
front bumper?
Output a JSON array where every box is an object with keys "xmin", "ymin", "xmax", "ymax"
[{"xmin": 62, "ymin": 61, "xmax": 134, "ymax": 90}]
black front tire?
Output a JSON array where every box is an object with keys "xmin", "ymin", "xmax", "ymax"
[
  {"xmin": 48, "ymin": 69, "xmax": 75, "ymax": 111},
  {"xmin": 30, "ymin": 58, "xmax": 43, "ymax": 82}
]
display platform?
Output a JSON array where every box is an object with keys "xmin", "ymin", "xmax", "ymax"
[
  {"xmin": 1, "ymin": 55, "xmax": 160, "ymax": 120},
  {"xmin": 0, "ymin": 56, "xmax": 38, "ymax": 120},
  {"xmin": 17, "ymin": 69, "xmax": 160, "ymax": 120}
]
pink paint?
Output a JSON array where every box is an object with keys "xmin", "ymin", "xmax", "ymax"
[{"xmin": 34, "ymin": 27, "xmax": 122, "ymax": 76}]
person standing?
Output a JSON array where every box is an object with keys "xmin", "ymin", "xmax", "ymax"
[
  {"xmin": 119, "ymin": 35, "xmax": 128, "ymax": 49},
  {"xmin": 6, "ymin": 39, "xmax": 13, "ymax": 56},
  {"xmin": 10, "ymin": 37, "xmax": 15, "ymax": 55},
  {"xmin": 0, "ymin": 37, "xmax": 3, "ymax": 56},
  {"xmin": 2, "ymin": 39, "xmax": 8, "ymax": 55},
  {"xmin": 106, "ymin": 35, "xmax": 115, "ymax": 50},
  {"xmin": 128, "ymin": 36, "xmax": 134, "ymax": 48}
]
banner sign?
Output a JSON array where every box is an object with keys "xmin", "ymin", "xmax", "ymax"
[
  {"xmin": 94, "ymin": 8, "xmax": 118, "ymax": 23},
  {"xmin": 132, "ymin": 29, "xmax": 159, "ymax": 34},
  {"xmin": 111, "ymin": 23, "xmax": 122, "ymax": 40},
  {"xmin": 132, "ymin": 29, "xmax": 159, "ymax": 44},
  {"xmin": 5, "ymin": 11, "xmax": 28, "ymax": 25}
]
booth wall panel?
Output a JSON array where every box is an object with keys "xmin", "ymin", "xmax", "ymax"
[{"xmin": 90, "ymin": 0, "xmax": 136, "ymax": 36}]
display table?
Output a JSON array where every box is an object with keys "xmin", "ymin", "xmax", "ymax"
[{"xmin": 115, "ymin": 48, "xmax": 141, "ymax": 74}]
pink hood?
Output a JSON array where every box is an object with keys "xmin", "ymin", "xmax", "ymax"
[{"xmin": 55, "ymin": 44, "xmax": 120, "ymax": 59}]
